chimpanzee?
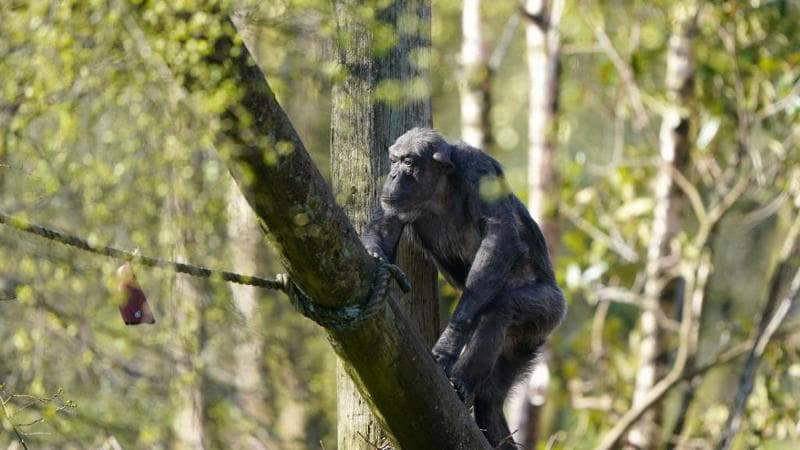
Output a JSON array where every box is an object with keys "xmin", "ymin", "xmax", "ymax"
[{"xmin": 362, "ymin": 128, "xmax": 566, "ymax": 449}]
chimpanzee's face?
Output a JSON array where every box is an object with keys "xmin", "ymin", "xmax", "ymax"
[{"xmin": 380, "ymin": 132, "xmax": 451, "ymax": 216}]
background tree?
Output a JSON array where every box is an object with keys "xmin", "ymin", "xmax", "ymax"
[
  {"xmin": 509, "ymin": 0, "xmax": 565, "ymax": 448},
  {"xmin": 626, "ymin": 3, "xmax": 697, "ymax": 448},
  {"xmin": 330, "ymin": 0, "xmax": 439, "ymax": 447}
]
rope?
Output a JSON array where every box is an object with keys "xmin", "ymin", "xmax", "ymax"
[
  {"xmin": 280, "ymin": 262, "xmax": 410, "ymax": 330},
  {"xmin": 0, "ymin": 210, "xmax": 411, "ymax": 330},
  {"xmin": 0, "ymin": 210, "xmax": 284, "ymax": 289}
]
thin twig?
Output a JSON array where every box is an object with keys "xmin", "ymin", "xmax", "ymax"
[
  {"xmin": 706, "ymin": 175, "xmax": 749, "ymax": 227},
  {"xmin": 585, "ymin": 14, "xmax": 650, "ymax": 130},
  {"xmin": 562, "ymin": 206, "xmax": 639, "ymax": 263},
  {"xmin": 488, "ymin": 13, "xmax": 520, "ymax": 72},
  {"xmin": 667, "ymin": 164, "xmax": 707, "ymax": 224},
  {"xmin": 756, "ymin": 77, "xmax": 800, "ymax": 121}
]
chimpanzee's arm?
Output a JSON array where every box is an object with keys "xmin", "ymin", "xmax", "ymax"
[
  {"xmin": 432, "ymin": 208, "xmax": 521, "ymax": 372},
  {"xmin": 362, "ymin": 206, "xmax": 405, "ymax": 263}
]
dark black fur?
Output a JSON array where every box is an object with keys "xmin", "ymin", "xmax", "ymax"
[{"xmin": 362, "ymin": 128, "xmax": 566, "ymax": 449}]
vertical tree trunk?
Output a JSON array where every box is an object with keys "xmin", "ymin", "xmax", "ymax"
[
  {"xmin": 226, "ymin": 178, "xmax": 270, "ymax": 450},
  {"xmin": 626, "ymin": 7, "xmax": 695, "ymax": 449},
  {"xmin": 331, "ymin": 1, "xmax": 438, "ymax": 448},
  {"xmin": 516, "ymin": 1, "xmax": 563, "ymax": 448},
  {"xmin": 459, "ymin": 0, "xmax": 491, "ymax": 150},
  {"xmin": 166, "ymin": 171, "xmax": 207, "ymax": 450},
  {"xmin": 525, "ymin": 0, "xmax": 562, "ymax": 249}
]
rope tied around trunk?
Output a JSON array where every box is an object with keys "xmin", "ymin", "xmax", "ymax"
[{"xmin": 278, "ymin": 262, "xmax": 410, "ymax": 331}]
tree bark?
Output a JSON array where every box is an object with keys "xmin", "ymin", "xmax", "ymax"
[
  {"xmin": 331, "ymin": 1, "xmax": 438, "ymax": 447},
  {"xmin": 525, "ymin": 0, "xmax": 562, "ymax": 251},
  {"xmin": 459, "ymin": 0, "xmax": 491, "ymax": 150},
  {"xmin": 130, "ymin": 5, "xmax": 489, "ymax": 449},
  {"xmin": 626, "ymin": 6, "xmax": 695, "ymax": 449},
  {"xmin": 516, "ymin": 1, "xmax": 563, "ymax": 447}
]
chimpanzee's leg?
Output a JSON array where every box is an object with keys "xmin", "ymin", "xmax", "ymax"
[
  {"xmin": 474, "ymin": 281, "xmax": 565, "ymax": 449},
  {"xmin": 450, "ymin": 310, "xmax": 510, "ymax": 407},
  {"xmin": 473, "ymin": 353, "xmax": 523, "ymax": 449}
]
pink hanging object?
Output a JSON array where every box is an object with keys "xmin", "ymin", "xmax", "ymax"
[{"xmin": 116, "ymin": 262, "xmax": 155, "ymax": 325}]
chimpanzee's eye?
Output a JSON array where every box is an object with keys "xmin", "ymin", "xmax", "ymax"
[{"xmin": 403, "ymin": 159, "xmax": 414, "ymax": 168}]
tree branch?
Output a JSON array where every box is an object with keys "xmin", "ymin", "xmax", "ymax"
[{"xmin": 718, "ymin": 211, "xmax": 800, "ymax": 450}]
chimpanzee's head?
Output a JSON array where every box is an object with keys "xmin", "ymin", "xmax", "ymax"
[{"xmin": 381, "ymin": 128, "xmax": 454, "ymax": 217}]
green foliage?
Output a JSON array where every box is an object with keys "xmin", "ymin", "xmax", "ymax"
[
  {"xmin": 0, "ymin": 0, "xmax": 798, "ymax": 448},
  {"xmin": 1, "ymin": 0, "xmax": 334, "ymax": 448}
]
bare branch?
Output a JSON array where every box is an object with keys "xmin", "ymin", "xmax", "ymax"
[
  {"xmin": 562, "ymin": 206, "xmax": 640, "ymax": 263},
  {"xmin": 756, "ymin": 77, "xmax": 800, "ymax": 121},
  {"xmin": 595, "ymin": 251, "xmax": 712, "ymax": 450},
  {"xmin": 720, "ymin": 26, "xmax": 764, "ymax": 184},
  {"xmin": 667, "ymin": 164, "xmax": 707, "ymax": 223},
  {"xmin": 740, "ymin": 192, "xmax": 787, "ymax": 230},
  {"xmin": 591, "ymin": 299, "xmax": 611, "ymax": 361},
  {"xmin": 706, "ymin": 176, "xmax": 749, "ymax": 227},
  {"xmin": 488, "ymin": 13, "xmax": 520, "ymax": 72},
  {"xmin": 584, "ymin": 15, "xmax": 650, "ymax": 130}
]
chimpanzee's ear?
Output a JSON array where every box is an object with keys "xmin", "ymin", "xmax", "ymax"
[{"xmin": 432, "ymin": 144, "xmax": 454, "ymax": 172}]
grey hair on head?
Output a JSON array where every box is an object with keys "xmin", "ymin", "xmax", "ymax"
[{"xmin": 393, "ymin": 127, "xmax": 447, "ymax": 154}]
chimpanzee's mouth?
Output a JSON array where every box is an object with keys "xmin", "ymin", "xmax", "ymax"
[{"xmin": 380, "ymin": 195, "xmax": 402, "ymax": 204}]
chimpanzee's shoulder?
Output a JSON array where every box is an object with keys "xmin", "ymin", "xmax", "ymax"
[{"xmin": 450, "ymin": 141, "xmax": 505, "ymax": 181}]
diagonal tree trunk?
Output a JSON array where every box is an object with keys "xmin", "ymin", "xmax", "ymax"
[
  {"xmin": 626, "ymin": 6, "xmax": 696, "ymax": 449},
  {"xmin": 331, "ymin": 1, "xmax": 438, "ymax": 447}
]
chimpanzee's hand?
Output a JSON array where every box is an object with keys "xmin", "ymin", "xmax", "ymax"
[
  {"xmin": 365, "ymin": 246, "xmax": 388, "ymax": 262},
  {"xmin": 432, "ymin": 324, "xmax": 467, "ymax": 377},
  {"xmin": 451, "ymin": 375, "xmax": 476, "ymax": 408},
  {"xmin": 432, "ymin": 346, "xmax": 458, "ymax": 377}
]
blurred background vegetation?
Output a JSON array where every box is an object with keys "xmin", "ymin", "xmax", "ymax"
[{"xmin": 1, "ymin": 0, "xmax": 798, "ymax": 449}]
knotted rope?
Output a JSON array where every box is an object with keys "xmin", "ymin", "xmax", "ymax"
[{"xmin": 0, "ymin": 210, "xmax": 411, "ymax": 330}]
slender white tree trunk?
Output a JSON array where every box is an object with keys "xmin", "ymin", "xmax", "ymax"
[
  {"xmin": 226, "ymin": 179, "xmax": 270, "ymax": 450},
  {"xmin": 459, "ymin": 0, "xmax": 491, "ymax": 149},
  {"xmin": 166, "ymin": 174, "xmax": 207, "ymax": 450},
  {"xmin": 626, "ymin": 6, "xmax": 695, "ymax": 448},
  {"xmin": 515, "ymin": 0, "xmax": 563, "ymax": 447}
]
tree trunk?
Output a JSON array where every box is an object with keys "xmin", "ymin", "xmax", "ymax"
[
  {"xmin": 525, "ymin": 0, "xmax": 562, "ymax": 248},
  {"xmin": 226, "ymin": 178, "xmax": 270, "ymax": 450},
  {"xmin": 459, "ymin": 0, "xmax": 491, "ymax": 150},
  {"xmin": 515, "ymin": 1, "xmax": 563, "ymax": 447},
  {"xmin": 166, "ymin": 169, "xmax": 207, "ymax": 450},
  {"xmin": 331, "ymin": 1, "xmax": 439, "ymax": 448},
  {"xmin": 626, "ymin": 7, "xmax": 695, "ymax": 449}
]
